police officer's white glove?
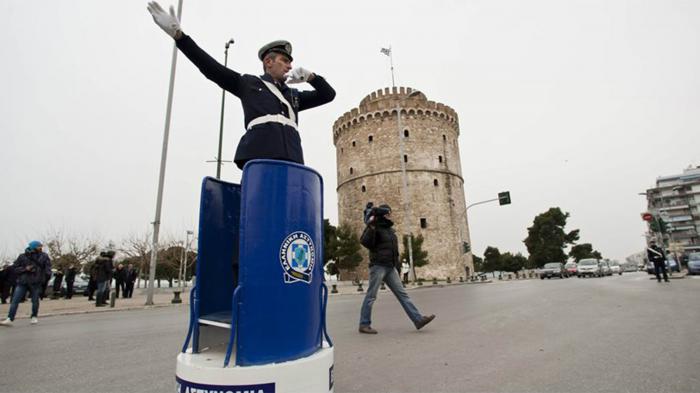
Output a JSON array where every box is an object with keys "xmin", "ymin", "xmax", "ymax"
[
  {"xmin": 147, "ymin": 1, "xmax": 181, "ymax": 38},
  {"xmin": 287, "ymin": 67, "xmax": 314, "ymax": 84}
]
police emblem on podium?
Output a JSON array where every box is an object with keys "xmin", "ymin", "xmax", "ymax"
[{"xmin": 279, "ymin": 231, "xmax": 316, "ymax": 284}]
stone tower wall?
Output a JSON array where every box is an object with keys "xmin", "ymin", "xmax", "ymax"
[{"xmin": 333, "ymin": 87, "xmax": 473, "ymax": 280}]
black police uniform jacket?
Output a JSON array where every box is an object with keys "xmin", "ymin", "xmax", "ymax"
[
  {"xmin": 647, "ymin": 245, "xmax": 666, "ymax": 265},
  {"xmin": 360, "ymin": 219, "xmax": 400, "ymax": 268},
  {"xmin": 176, "ymin": 34, "xmax": 336, "ymax": 169}
]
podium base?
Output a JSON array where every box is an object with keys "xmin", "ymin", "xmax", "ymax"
[{"xmin": 176, "ymin": 345, "xmax": 334, "ymax": 393}]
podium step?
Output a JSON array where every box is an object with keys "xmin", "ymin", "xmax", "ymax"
[{"xmin": 198, "ymin": 311, "xmax": 232, "ymax": 329}]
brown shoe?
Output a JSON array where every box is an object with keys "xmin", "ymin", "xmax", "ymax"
[
  {"xmin": 415, "ymin": 314, "xmax": 435, "ymax": 330},
  {"xmin": 359, "ymin": 325, "xmax": 378, "ymax": 334}
]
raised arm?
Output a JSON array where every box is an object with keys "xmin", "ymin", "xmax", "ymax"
[{"xmin": 147, "ymin": 1, "xmax": 242, "ymax": 95}]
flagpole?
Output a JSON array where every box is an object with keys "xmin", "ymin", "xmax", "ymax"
[{"xmin": 389, "ymin": 45, "xmax": 395, "ymax": 88}]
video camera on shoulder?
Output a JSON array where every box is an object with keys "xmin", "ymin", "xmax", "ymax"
[{"xmin": 363, "ymin": 202, "xmax": 392, "ymax": 224}]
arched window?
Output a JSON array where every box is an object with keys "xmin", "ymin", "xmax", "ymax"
[
  {"xmin": 350, "ymin": 167, "xmax": 354, "ymax": 175},
  {"xmin": 438, "ymin": 155, "xmax": 443, "ymax": 163},
  {"xmin": 420, "ymin": 218, "xmax": 428, "ymax": 229},
  {"xmin": 403, "ymin": 155, "xmax": 408, "ymax": 163},
  {"xmin": 404, "ymin": 129, "xmax": 409, "ymax": 138},
  {"xmin": 442, "ymin": 134, "xmax": 447, "ymax": 141},
  {"xmin": 361, "ymin": 185, "xmax": 366, "ymax": 192},
  {"xmin": 352, "ymin": 141, "xmax": 356, "ymax": 147},
  {"xmin": 433, "ymin": 179, "xmax": 439, "ymax": 186},
  {"xmin": 368, "ymin": 135, "xmax": 373, "ymax": 143}
]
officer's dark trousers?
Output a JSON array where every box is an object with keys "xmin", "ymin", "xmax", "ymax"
[
  {"xmin": 125, "ymin": 282, "xmax": 134, "ymax": 298},
  {"xmin": 65, "ymin": 280, "xmax": 74, "ymax": 299},
  {"xmin": 115, "ymin": 281, "xmax": 126, "ymax": 298},
  {"xmin": 654, "ymin": 262, "xmax": 669, "ymax": 282}
]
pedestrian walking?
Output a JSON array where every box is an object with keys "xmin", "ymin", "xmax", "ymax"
[
  {"xmin": 114, "ymin": 263, "xmax": 127, "ymax": 298},
  {"xmin": 1, "ymin": 241, "xmax": 52, "ymax": 326},
  {"xmin": 64, "ymin": 265, "xmax": 77, "ymax": 299},
  {"xmin": 358, "ymin": 204, "xmax": 435, "ymax": 334},
  {"xmin": 124, "ymin": 263, "xmax": 138, "ymax": 298},
  {"xmin": 647, "ymin": 240, "xmax": 670, "ymax": 283},
  {"xmin": 401, "ymin": 260, "xmax": 410, "ymax": 284},
  {"xmin": 94, "ymin": 251, "xmax": 114, "ymax": 307}
]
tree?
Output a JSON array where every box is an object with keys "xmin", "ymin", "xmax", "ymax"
[
  {"xmin": 119, "ymin": 233, "xmax": 152, "ymax": 285},
  {"xmin": 523, "ymin": 207, "xmax": 579, "ymax": 268},
  {"xmin": 44, "ymin": 232, "xmax": 99, "ymax": 273},
  {"xmin": 500, "ymin": 252, "xmax": 527, "ymax": 273},
  {"xmin": 401, "ymin": 234, "xmax": 429, "ymax": 278},
  {"xmin": 472, "ymin": 254, "xmax": 484, "ymax": 273},
  {"xmin": 482, "ymin": 246, "xmax": 502, "ymax": 273},
  {"xmin": 569, "ymin": 243, "xmax": 603, "ymax": 262},
  {"xmin": 323, "ymin": 219, "xmax": 338, "ymax": 266},
  {"xmin": 334, "ymin": 224, "xmax": 363, "ymax": 281}
]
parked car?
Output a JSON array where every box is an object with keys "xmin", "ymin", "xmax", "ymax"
[
  {"xmin": 599, "ymin": 260, "xmax": 612, "ymax": 276},
  {"xmin": 564, "ymin": 262, "xmax": 578, "ymax": 277},
  {"xmin": 47, "ymin": 274, "xmax": 89, "ymax": 296},
  {"xmin": 577, "ymin": 258, "xmax": 601, "ymax": 278},
  {"xmin": 539, "ymin": 262, "xmax": 568, "ymax": 279},
  {"xmin": 609, "ymin": 260, "xmax": 622, "ymax": 275},
  {"xmin": 687, "ymin": 253, "xmax": 700, "ymax": 275}
]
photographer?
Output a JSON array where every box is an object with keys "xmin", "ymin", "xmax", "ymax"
[
  {"xmin": 358, "ymin": 204, "xmax": 435, "ymax": 334},
  {"xmin": 1, "ymin": 241, "xmax": 52, "ymax": 326}
]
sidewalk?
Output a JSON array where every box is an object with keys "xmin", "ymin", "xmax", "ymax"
[
  {"xmin": 0, "ymin": 290, "xmax": 189, "ymax": 320},
  {"xmin": 0, "ymin": 279, "xmax": 491, "ymax": 320}
]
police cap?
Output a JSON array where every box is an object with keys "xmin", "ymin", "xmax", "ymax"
[{"xmin": 258, "ymin": 40, "xmax": 293, "ymax": 61}]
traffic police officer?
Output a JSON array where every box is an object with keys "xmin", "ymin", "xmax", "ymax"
[
  {"xmin": 647, "ymin": 240, "xmax": 670, "ymax": 283},
  {"xmin": 147, "ymin": 2, "xmax": 336, "ymax": 169}
]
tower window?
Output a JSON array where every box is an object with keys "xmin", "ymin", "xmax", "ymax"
[
  {"xmin": 403, "ymin": 155, "xmax": 408, "ymax": 163},
  {"xmin": 433, "ymin": 179, "xmax": 439, "ymax": 186},
  {"xmin": 368, "ymin": 135, "xmax": 373, "ymax": 143},
  {"xmin": 442, "ymin": 134, "xmax": 447, "ymax": 141},
  {"xmin": 352, "ymin": 141, "xmax": 356, "ymax": 147},
  {"xmin": 340, "ymin": 147, "xmax": 344, "ymax": 154},
  {"xmin": 420, "ymin": 218, "xmax": 428, "ymax": 229},
  {"xmin": 361, "ymin": 185, "xmax": 366, "ymax": 192},
  {"xmin": 438, "ymin": 155, "xmax": 443, "ymax": 163},
  {"xmin": 350, "ymin": 167, "xmax": 354, "ymax": 175},
  {"xmin": 404, "ymin": 129, "xmax": 409, "ymax": 138}
]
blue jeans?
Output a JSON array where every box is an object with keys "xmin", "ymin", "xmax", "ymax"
[
  {"xmin": 7, "ymin": 283, "xmax": 42, "ymax": 321},
  {"xmin": 96, "ymin": 281, "xmax": 109, "ymax": 304},
  {"xmin": 360, "ymin": 265, "xmax": 422, "ymax": 327}
]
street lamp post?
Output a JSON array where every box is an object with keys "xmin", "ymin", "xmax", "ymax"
[
  {"xmin": 179, "ymin": 230, "xmax": 194, "ymax": 290},
  {"xmin": 396, "ymin": 90, "xmax": 422, "ymax": 284},
  {"xmin": 147, "ymin": 0, "xmax": 184, "ymax": 306},
  {"xmin": 215, "ymin": 38, "xmax": 235, "ymax": 179}
]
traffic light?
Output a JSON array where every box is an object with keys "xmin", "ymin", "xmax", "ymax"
[
  {"xmin": 498, "ymin": 191, "xmax": 511, "ymax": 206},
  {"xmin": 462, "ymin": 242, "xmax": 471, "ymax": 254}
]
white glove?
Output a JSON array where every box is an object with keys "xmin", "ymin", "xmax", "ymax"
[
  {"xmin": 286, "ymin": 67, "xmax": 314, "ymax": 84},
  {"xmin": 147, "ymin": 1, "xmax": 181, "ymax": 38}
]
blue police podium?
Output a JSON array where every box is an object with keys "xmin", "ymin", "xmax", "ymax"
[{"xmin": 177, "ymin": 160, "xmax": 334, "ymax": 393}]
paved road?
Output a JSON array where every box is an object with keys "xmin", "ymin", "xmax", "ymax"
[{"xmin": 1, "ymin": 272, "xmax": 698, "ymax": 393}]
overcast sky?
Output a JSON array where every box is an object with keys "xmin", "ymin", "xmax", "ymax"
[{"xmin": 1, "ymin": 0, "xmax": 698, "ymax": 262}]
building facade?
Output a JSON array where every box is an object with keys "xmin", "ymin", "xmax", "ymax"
[
  {"xmin": 645, "ymin": 166, "xmax": 700, "ymax": 253},
  {"xmin": 333, "ymin": 86, "xmax": 472, "ymax": 280}
]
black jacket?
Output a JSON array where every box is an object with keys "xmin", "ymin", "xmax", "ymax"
[
  {"xmin": 114, "ymin": 267, "xmax": 127, "ymax": 283},
  {"xmin": 65, "ymin": 267, "xmax": 77, "ymax": 283},
  {"xmin": 93, "ymin": 257, "xmax": 114, "ymax": 283},
  {"xmin": 13, "ymin": 251, "xmax": 51, "ymax": 286},
  {"xmin": 647, "ymin": 245, "xmax": 666, "ymax": 264},
  {"xmin": 175, "ymin": 34, "xmax": 336, "ymax": 168},
  {"xmin": 360, "ymin": 219, "xmax": 400, "ymax": 268}
]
